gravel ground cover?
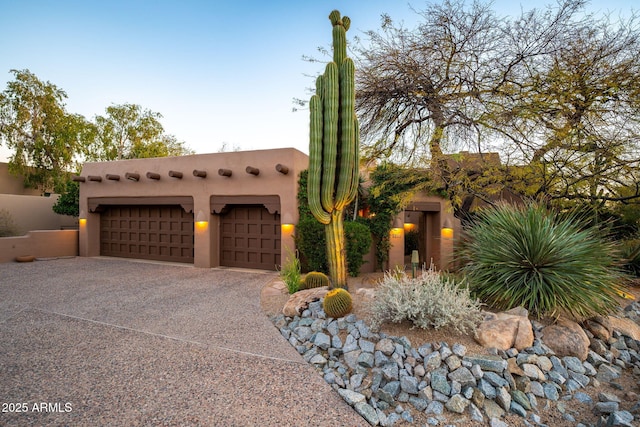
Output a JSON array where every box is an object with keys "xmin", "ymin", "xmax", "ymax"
[{"xmin": 0, "ymin": 257, "xmax": 367, "ymax": 426}]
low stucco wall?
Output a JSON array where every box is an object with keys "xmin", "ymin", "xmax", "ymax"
[
  {"xmin": 0, "ymin": 230, "xmax": 78, "ymax": 263},
  {"xmin": 0, "ymin": 194, "xmax": 78, "ymax": 235}
]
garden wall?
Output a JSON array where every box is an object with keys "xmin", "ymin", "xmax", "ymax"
[
  {"xmin": 0, "ymin": 229, "xmax": 78, "ymax": 263},
  {"xmin": 0, "ymin": 194, "xmax": 77, "ymax": 236}
]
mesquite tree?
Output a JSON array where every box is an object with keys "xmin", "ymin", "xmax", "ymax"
[{"xmin": 308, "ymin": 10, "xmax": 360, "ymax": 289}]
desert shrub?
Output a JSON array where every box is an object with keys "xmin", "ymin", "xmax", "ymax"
[
  {"xmin": 279, "ymin": 249, "xmax": 302, "ymax": 294},
  {"xmin": 0, "ymin": 209, "xmax": 18, "ymax": 237},
  {"xmin": 369, "ymin": 267, "xmax": 483, "ymax": 334},
  {"xmin": 460, "ymin": 202, "xmax": 622, "ymax": 319}
]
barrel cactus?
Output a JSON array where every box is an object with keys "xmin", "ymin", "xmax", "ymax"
[
  {"xmin": 308, "ymin": 10, "xmax": 360, "ymax": 289},
  {"xmin": 323, "ymin": 288, "xmax": 353, "ymax": 318},
  {"xmin": 302, "ymin": 271, "xmax": 330, "ymax": 289}
]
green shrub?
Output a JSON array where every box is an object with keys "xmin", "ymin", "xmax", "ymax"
[
  {"xmin": 344, "ymin": 220, "xmax": 372, "ymax": 276},
  {"xmin": 369, "ymin": 268, "xmax": 482, "ymax": 334},
  {"xmin": 295, "ymin": 217, "xmax": 327, "ymax": 272},
  {"xmin": 620, "ymin": 239, "xmax": 640, "ymax": 277},
  {"xmin": 279, "ymin": 250, "xmax": 302, "ymax": 294},
  {"xmin": 460, "ymin": 202, "xmax": 622, "ymax": 319},
  {"xmin": 296, "ymin": 217, "xmax": 372, "ymax": 276}
]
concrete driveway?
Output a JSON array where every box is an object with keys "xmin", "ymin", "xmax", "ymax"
[{"xmin": 0, "ymin": 257, "xmax": 367, "ymax": 426}]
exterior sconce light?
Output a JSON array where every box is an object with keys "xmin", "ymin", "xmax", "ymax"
[
  {"xmin": 390, "ymin": 216, "xmax": 404, "ymax": 240},
  {"xmin": 441, "ymin": 217, "xmax": 454, "ymax": 239},
  {"xmin": 79, "ymin": 209, "xmax": 87, "ymax": 226},
  {"xmin": 403, "ymin": 222, "xmax": 416, "ymax": 232},
  {"xmin": 195, "ymin": 210, "xmax": 208, "ymax": 229},
  {"xmin": 125, "ymin": 172, "xmax": 140, "ymax": 181},
  {"xmin": 281, "ymin": 223, "xmax": 295, "ymax": 233}
]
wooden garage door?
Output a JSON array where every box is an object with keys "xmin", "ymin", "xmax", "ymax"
[
  {"xmin": 100, "ymin": 205, "xmax": 194, "ymax": 263},
  {"xmin": 220, "ymin": 205, "xmax": 281, "ymax": 270}
]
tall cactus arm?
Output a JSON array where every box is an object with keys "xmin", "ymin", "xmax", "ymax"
[
  {"xmin": 308, "ymin": 94, "xmax": 330, "ymax": 224},
  {"xmin": 346, "ymin": 117, "xmax": 360, "ymax": 202},
  {"xmin": 321, "ymin": 61, "xmax": 339, "ymax": 213},
  {"xmin": 335, "ymin": 58, "xmax": 357, "ymax": 210}
]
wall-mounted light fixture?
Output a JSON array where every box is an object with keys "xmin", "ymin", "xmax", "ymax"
[
  {"xmin": 79, "ymin": 209, "xmax": 87, "ymax": 226},
  {"xmin": 281, "ymin": 223, "xmax": 295, "ymax": 234},
  {"xmin": 441, "ymin": 217, "xmax": 454, "ymax": 239},
  {"xmin": 195, "ymin": 210, "xmax": 208, "ymax": 230}
]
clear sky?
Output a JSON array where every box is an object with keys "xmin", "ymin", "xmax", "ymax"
[{"xmin": 0, "ymin": 0, "xmax": 635, "ymax": 161}]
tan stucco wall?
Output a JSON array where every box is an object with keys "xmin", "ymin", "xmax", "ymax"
[
  {"xmin": 77, "ymin": 148, "xmax": 308, "ymax": 268},
  {"xmin": 388, "ymin": 193, "xmax": 458, "ymax": 271},
  {"xmin": 0, "ymin": 230, "xmax": 78, "ymax": 263},
  {"xmin": 0, "ymin": 162, "xmax": 41, "ymax": 195},
  {"xmin": 0, "ymin": 194, "xmax": 78, "ymax": 235}
]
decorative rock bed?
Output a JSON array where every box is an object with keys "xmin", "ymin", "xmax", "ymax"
[{"xmin": 270, "ymin": 299, "xmax": 640, "ymax": 426}]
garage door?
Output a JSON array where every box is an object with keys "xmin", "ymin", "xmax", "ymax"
[
  {"xmin": 220, "ymin": 205, "xmax": 281, "ymax": 270},
  {"xmin": 100, "ymin": 205, "xmax": 194, "ymax": 263}
]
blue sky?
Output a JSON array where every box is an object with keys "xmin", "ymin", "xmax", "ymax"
[{"xmin": 0, "ymin": 0, "xmax": 635, "ymax": 161}]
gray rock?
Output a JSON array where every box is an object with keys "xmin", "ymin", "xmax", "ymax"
[
  {"xmin": 445, "ymin": 394, "xmax": 470, "ymax": 413},
  {"xmin": 605, "ymin": 410, "xmax": 635, "ymax": 427},
  {"xmin": 425, "ymin": 400, "xmax": 444, "ymax": 415},
  {"xmin": 431, "ymin": 369, "xmax": 451, "ymax": 396},
  {"xmin": 343, "ymin": 350, "xmax": 362, "ymax": 370},
  {"xmin": 598, "ymin": 392, "xmax": 622, "ymax": 403},
  {"xmin": 294, "ymin": 326, "xmax": 313, "ymax": 341},
  {"xmin": 408, "ymin": 396, "xmax": 428, "ymax": 412},
  {"xmin": 358, "ymin": 352, "xmax": 375, "ymax": 368},
  {"xmin": 597, "ymin": 364, "xmax": 622, "ymax": 382},
  {"xmin": 342, "ymin": 334, "xmax": 359, "ymax": 353},
  {"xmin": 564, "ymin": 356, "xmax": 586, "ymax": 374},
  {"xmin": 331, "ymin": 335, "xmax": 342, "ymax": 349},
  {"xmin": 360, "ymin": 339, "xmax": 376, "ymax": 354},
  {"xmin": 463, "ymin": 354, "xmax": 507, "ymax": 373},
  {"xmin": 382, "ymin": 381, "xmax": 401, "ymax": 398},
  {"xmin": 483, "ymin": 371, "xmax": 509, "ymax": 387},
  {"xmin": 313, "ymin": 332, "xmax": 331, "ymax": 350},
  {"xmin": 495, "ymin": 386, "xmax": 512, "ymax": 412},
  {"xmin": 326, "ymin": 319, "xmax": 339, "ymax": 336},
  {"xmin": 573, "ymin": 391, "xmax": 593, "ymax": 404},
  {"xmin": 478, "ymin": 378, "xmax": 497, "ymax": 399},
  {"xmin": 594, "ymin": 401, "xmax": 619, "ymax": 414},
  {"xmin": 511, "ymin": 389, "xmax": 532, "ymax": 410},
  {"xmin": 309, "ymin": 354, "xmax": 327, "ymax": 365},
  {"xmin": 543, "ymin": 382, "xmax": 560, "ymax": 401},
  {"xmin": 452, "ymin": 343, "xmax": 467, "ymax": 357},
  {"xmin": 529, "ymin": 381, "xmax": 545, "ymax": 397},
  {"xmin": 424, "ymin": 351, "xmax": 442, "ymax": 371},
  {"xmin": 489, "ymin": 417, "xmax": 509, "ymax": 427},
  {"xmin": 381, "ymin": 362, "xmax": 399, "ymax": 381},
  {"xmin": 376, "ymin": 338, "xmax": 395, "ymax": 356},
  {"xmin": 400, "ymin": 375, "xmax": 419, "ymax": 394},
  {"xmin": 568, "ymin": 370, "xmax": 590, "ymax": 388},
  {"xmin": 448, "ymin": 366, "xmax": 477, "ymax": 387},
  {"xmin": 355, "ymin": 401, "xmax": 380, "ymax": 425},
  {"xmin": 510, "ymin": 400, "xmax": 527, "ymax": 417},
  {"xmin": 484, "ymin": 399, "xmax": 506, "ymax": 419},
  {"xmin": 469, "ymin": 402, "xmax": 484, "ymax": 423},
  {"xmin": 338, "ymin": 388, "xmax": 366, "ymax": 405}
]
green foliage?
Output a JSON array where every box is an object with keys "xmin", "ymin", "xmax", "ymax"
[
  {"xmin": 0, "ymin": 69, "xmax": 91, "ymax": 193},
  {"xmin": 366, "ymin": 162, "xmax": 432, "ymax": 269},
  {"xmin": 460, "ymin": 202, "xmax": 622, "ymax": 319},
  {"xmin": 323, "ymin": 288, "xmax": 353, "ymax": 318},
  {"xmin": 279, "ymin": 249, "xmax": 302, "ymax": 294},
  {"xmin": 0, "ymin": 209, "xmax": 18, "ymax": 237},
  {"xmin": 369, "ymin": 268, "xmax": 482, "ymax": 334},
  {"xmin": 307, "ymin": 10, "xmax": 359, "ymax": 288},
  {"xmin": 302, "ymin": 271, "xmax": 330, "ymax": 289},
  {"xmin": 620, "ymin": 239, "xmax": 640, "ymax": 278},
  {"xmin": 296, "ymin": 216, "xmax": 327, "ymax": 272},
  {"xmin": 52, "ymin": 180, "xmax": 79, "ymax": 217},
  {"xmin": 344, "ymin": 220, "xmax": 372, "ymax": 276}
]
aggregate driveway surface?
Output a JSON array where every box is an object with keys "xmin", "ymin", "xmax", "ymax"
[{"xmin": 0, "ymin": 257, "xmax": 367, "ymax": 426}]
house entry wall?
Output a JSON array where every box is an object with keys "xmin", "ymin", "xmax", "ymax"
[{"xmin": 100, "ymin": 205, "xmax": 194, "ymax": 263}]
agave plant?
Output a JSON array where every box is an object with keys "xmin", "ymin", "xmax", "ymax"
[{"xmin": 460, "ymin": 202, "xmax": 622, "ymax": 319}]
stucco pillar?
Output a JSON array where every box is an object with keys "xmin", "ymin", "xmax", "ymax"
[
  {"xmin": 388, "ymin": 215, "xmax": 405, "ymax": 272},
  {"xmin": 193, "ymin": 199, "xmax": 212, "ymax": 268}
]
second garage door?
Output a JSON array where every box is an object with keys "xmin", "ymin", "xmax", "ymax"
[
  {"xmin": 100, "ymin": 205, "xmax": 194, "ymax": 263},
  {"xmin": 220, "ymin": 205, "xmax": 281, "ymax": 270}
]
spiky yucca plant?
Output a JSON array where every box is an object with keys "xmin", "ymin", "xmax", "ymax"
[{"xmin": 461, "ymin": 202, "xmax": 622, "ymax": 319}]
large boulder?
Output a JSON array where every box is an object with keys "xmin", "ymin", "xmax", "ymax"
[
  {"xmin": 474, "ymin": 307, "xmax": 534, "ymax": 351},
  {"xmin": 607, "ymin": 316, "xmax": 640, "ymax": 341},
  {"xmin": 282, "ymin": 287, "xmax": 329, "ymax": 317},
  {"xmin": 542, "ymin": 318, "xmax": 590, "ymax": 361}
]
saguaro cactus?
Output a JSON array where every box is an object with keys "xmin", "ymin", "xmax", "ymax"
[{"xmin": 308, "ymin": 10, "xmax": 360, "ymax": 289}]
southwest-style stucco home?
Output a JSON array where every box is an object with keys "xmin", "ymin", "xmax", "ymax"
[{"xmin": 75, "ymin": 148, "xmax": 458, "ymax": 272}]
